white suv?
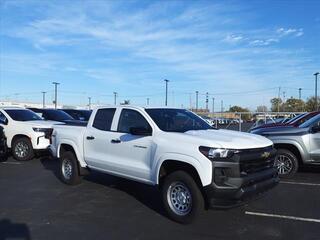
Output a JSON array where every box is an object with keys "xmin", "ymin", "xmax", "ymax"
[{"xmin": 0, "ymin": 107, "xmax": 60, "ymax": 161}]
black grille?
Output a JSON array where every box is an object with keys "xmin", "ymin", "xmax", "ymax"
[{"xmin": 239, "ymin": 146, "xmax": 276, "ymax": 175}]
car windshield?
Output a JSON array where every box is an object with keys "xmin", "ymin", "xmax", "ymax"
[
  {"xmin": 5, "ymin": 109, "xmax": 43, "ymax": 121},
  {"xmin": 299, "ymin": 113, "xmax": 320, "ymax": 128},
  {"xmin": 145, "ymin": 108, "xmax": 213, "ymax": 132},
  {"xmin": 287, "ymin": 113, "xmax": 305, "ymax": 124},
  {"xmin": 45, "ymin": 110, "xmax": 74, "ymax": 121}
]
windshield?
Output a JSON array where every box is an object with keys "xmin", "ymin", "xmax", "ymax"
[
  {"xmin": 44, "ymin": 110, "xmax": 74, "ymax": 121},
  {"xmin": 146, "ymin": 108, "xmax": 213, "ymax": 132},
  {"xmin": 299, "ymin": 113, "xmax": 320, "ymax": 128},
  {"xmin": 287, "ymin": 113, "xmax": 305, "ymax": 124},
  {"xmin": 5, "ymin": 109, "xmax": 43, "ymax": 121}
]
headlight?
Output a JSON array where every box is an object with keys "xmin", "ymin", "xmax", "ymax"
[
  {"xmin": 33, "ymin": 127, "xmax": 51, "ymax": 132},
  {"xmin": 199, "ymin": 146, "xmax": 239, "ymax": 160}
]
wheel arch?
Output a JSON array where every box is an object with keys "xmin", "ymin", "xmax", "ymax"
[
  {"xmin": 11, "ymin": 134, "xmax": 31, "ymax": 148},
  {"xmin": 273, "ymin": 142, "xmax": 303, "ymax": 165},
  {"xmin": 57, "ymin": 140, "xmax": 87, "ymax": 168}
]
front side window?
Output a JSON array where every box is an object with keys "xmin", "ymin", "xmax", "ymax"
[
  {"xmin": 92, "ymin": 108, "xmax": 116, "ymax": 131},
  {"xmin": 146, "ymin": 109, "xmax": 212, "ymax": 132},
  {"xmin": 118, "ymin": 109, "xmax": 151, "ymax": 133},
  {"xmin": 4, "ymin": 109, "xmax": 42, "ymax": 121}
]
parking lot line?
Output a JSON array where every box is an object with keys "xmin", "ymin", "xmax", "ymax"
[
  {"xmin": 280, "ymin": 181, "xmax": 320, "ymax": 187},
  {"xmin": 245, "ymin": 211, "xmax": 320, "ymax": 223},
  {"xmin": 1, "ymin": 161, "xmax": 22, "ymax": 165}
]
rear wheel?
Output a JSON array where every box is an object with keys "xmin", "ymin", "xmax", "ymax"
[
  {"xmin": 60, "ymin": 151, "xmax": 82, "ymax": 185},
  {"xmin": 161, "ymin": 171, "xmax": 204, "ymax": 224},
  {"xmin": 12, "ymin": 137, "xmax": 34, "ymax": 161},
  {"xmin": 275, "ymin": 149, "xmax": 299, "ymax": 178}
]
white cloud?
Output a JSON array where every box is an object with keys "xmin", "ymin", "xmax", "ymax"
[
  {"xmin": 224, "ymin": 34, "xmax": 244, "ymax": 43},
  {"xmin": 276, "ymin": 27, "xmax": 304, "ymax": 37}
]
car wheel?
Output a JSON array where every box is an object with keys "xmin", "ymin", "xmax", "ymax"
[
  {"xmin": 161, "ymin": 170, "xmax": 204, "ymax": 224},
  {"xmin": 275, "ymin": 149, "xmax": 299, "ymax": 178},
  {"xmin": 60, "ymin": 151, "xmax": 82, "ymax": 185},
  {"xmin": 12, "ymin": 137, "xmax": 34, "ymax": 161}
]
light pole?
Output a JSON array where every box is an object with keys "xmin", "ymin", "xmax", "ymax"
[
  {"xmin": 113, "ymin": 92, "xmax": 117, "ymax": 105},
  {"xmin": 147, "ymin": 98, "xmax": 150, "ymax": 106},
  {"xmin": 299, "ymin": 88, "xmax": 302, "ymax": 100},
  {"xmin": 41, "ymin": 91, "xmax": 46, "ymax": 108},
  {"xmin": 52, "ymin": 82, "xmax": 60, "ymax": 109},
  {"xmin": 88, "ymin": 97, "xmax": 92, "ymax": 110},
  {"xmin": 164, "ymin": 79, "xmax": 169, "ymax": 106},
  {"xmin": 314, "ymin": 72, "xmax": 319, "ymax": 111},
  {"xmin": 205, "ymin": 92, "xmax": 209, "ymax": 111},
  {"xmin": 195, "ymin": 91, "xmax": 199, "ymax": 111}
]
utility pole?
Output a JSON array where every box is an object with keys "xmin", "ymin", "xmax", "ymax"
[
  {"xmin": 195, "ymin": 91, "xmax": 199, "ymax": 111},
  {"xmin": 277, "ymin": 87, "xmax": 281, "ymax": 112},
  {"xmin": 205, "ymin": 92, "xmax": 209, "ymax": 111},
  {"xmin": 88, "ymin": 97, "xmax": 92, "ymax": 110},
  {"xmin": 147, "ymin": 98, "xmax": 150, "ymax": 106},
  {"xmin": 221, "ymin": 100, "xmax": 223, "ymax": 117},
  {"xmin": 41, "ymin": 91, "xmax": 46, "ymax": 109},
  {"xmin": 164, "ymin": 79, "xmax": 169, "ymax": 106},
  {"xmin": 299, "ymin": 88, "xmax": 302, "ymax": 100},
  {"xmin": 212, "ymin": 97, "xmax": 215, "ymax": 115},
  {"xmin": 314, "ymin": 72, "xmax": 319, "ymax": 111},
  {"xmin": 113, "ymin": 92, "xmax": 118, "ymax": 105},
  {"xmin": 52, "ymin": 82, "xmax": 60, "ymax": 109}
]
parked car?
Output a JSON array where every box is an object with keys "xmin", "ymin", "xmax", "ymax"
[
  {"xmin": 200, "ymin": 115, "xmax": 214, "ymax": 126},
  {"xmin": 0, "ymin": 107, "xmax": 57, "ymax": 161},
  {"xmin": 250, "ymin": 112, "xmax": 319, "ymax": 132},
  {"xmin": 60, "ymin": 109, "xmax": 92, "ymax": 121},
  {"xmin": 251, "ymin": 112, "xmax": 320, "ymax": 178},
  {"xmin": 28, "ymin": 108, "xmax": 87, "ymax": 126},
  {"xmin": 0, "ymin": 125, "xmax": 7, "ymax": 161},
  {"xmin": 51, "ymin": 106, "xmax": 278, "ymax": 223}
]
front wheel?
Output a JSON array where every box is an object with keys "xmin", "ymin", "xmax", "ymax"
[
  {"xmin": 275, "ymin": 149, "xmax": 299, "ymax": 178},
  {"xmin": 12, "ymin": 137, "xmax": 34, "ymax": 161},
  {"xmin": 161, "ymin": 171, "xmax": 204, "ymax": 224},
  {"xmin": 60, "ymin": 151, "xmax": 82, "ymax": 185}
]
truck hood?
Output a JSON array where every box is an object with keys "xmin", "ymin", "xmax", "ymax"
[
  {"xmin": 253, "ymin": 126, "xmax": 309, "ymax": 137},
  {"xmin": 22, "ymin": 120, "xmax": 62, "ymax": 128},
  {"xmin": 183, "ymin": 129, "xmax": 273, "ymax": 149}
]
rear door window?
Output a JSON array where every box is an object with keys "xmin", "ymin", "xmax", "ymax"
[{"xmin": 92, "ymin": 108, "xmax": 116, "ymax": 131}]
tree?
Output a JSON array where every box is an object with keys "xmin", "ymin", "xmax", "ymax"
[
  {"xmin": 305, "ymin": 97, "xmax": 320, "ymax": 112},
  {"xmin": 283, "ymin": 97, "xmax": 305, "ymax": 112},
  {"xmin": 270, "ymin": 98, "xmax": 283, "ymax": 112},
  {"xmin": 256, "ymin": 105, "xmax": 268, "ymax": 112},
  {"xmin": 229, "ymin": 105, "xmax": 251, "ymax": 120}
]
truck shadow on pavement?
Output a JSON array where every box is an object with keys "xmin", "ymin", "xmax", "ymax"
[
  {"xmin": 40, "ymin": 157, "xmax": 167, "ymax": 219},
  {"xmin": 0, "ymin": 219, "xmax": 31, "ymax": 240}
]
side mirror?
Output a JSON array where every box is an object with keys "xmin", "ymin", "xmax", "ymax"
[
  {"xmin": 129, "ymin": 127, "xmax": 152, "ymax": 136},
  {"xmin": 311, "ymin": 125, "xmax": 320, "ymax": 133},
  {"xmin": 0, "ymin": 118, "xmax": 7, "ymax": 125}
]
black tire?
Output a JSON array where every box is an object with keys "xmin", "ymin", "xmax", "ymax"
[
  {"xmin": 11, "ymin": 137, "xmax": 34, "ymax": 161},
  {"xmin": 60, "ymin": 151, "xmax": 82, "ymax": 185},
  {"xmin": 275, "ymin": 149, "xmax": 299, "ymax": 178},
  {"xmin": 161, "ymin": 170, "xmax": 204, "ymax": 224}
]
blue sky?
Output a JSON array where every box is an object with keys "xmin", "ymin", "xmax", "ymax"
[{"xmin": 0, "ymin": 0, "xmax": 319, "ymax": 110}]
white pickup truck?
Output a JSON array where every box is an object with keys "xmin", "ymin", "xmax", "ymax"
[
  {"xmin": 0, "ymin": 107, "xmax": 59, "ymax": 161},
  {"xmin": 51, "ymin": 106, "xmax": 279, "ymax": 223}
]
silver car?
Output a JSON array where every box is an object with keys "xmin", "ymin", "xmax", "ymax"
[{"xmin": 251, "ymin": 113, "xmax": 320, "ymax": 178}]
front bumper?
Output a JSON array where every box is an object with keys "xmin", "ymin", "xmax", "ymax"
[{"xmin": 204, "ymin": 146, "xmax": 279, "ymax": 208}]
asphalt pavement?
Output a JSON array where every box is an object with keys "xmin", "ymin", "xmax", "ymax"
[{"xmin": 1, "ymin": 156, "xmax": 320, "ymax": 240}]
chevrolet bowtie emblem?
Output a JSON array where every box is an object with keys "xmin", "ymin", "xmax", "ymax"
[{"xmin": 261, "ymin": 152, "xmax": 270, "ymax": 159}]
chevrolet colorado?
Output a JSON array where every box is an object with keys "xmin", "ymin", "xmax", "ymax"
[
  {"xmin": 52, "ymin": 106, "xmax": 278, "ymax": 223},
  {"xmin": 0, "ymin": 107, "xmax": 59, "ymax": 161}
]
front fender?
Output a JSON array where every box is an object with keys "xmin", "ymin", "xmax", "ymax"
[
  {"xmin": 272, "ymin": 139, "xmax": 307, "ymax": 162},
  {"xmin": 153, "ymin": 153, "xmax": 212, "ymax": 187},
  {"xmin": 57, "ymin": 139, "xmax": 87, "ymax": 168}
]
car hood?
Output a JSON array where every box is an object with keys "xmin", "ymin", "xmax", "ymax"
[
  {"xmin": 182, "ymin": 129, "xmax": 273, "ymax": 149},
  {"xmin": 252, "ymin": 126, "xmax": 309, "ymax": 137}
]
